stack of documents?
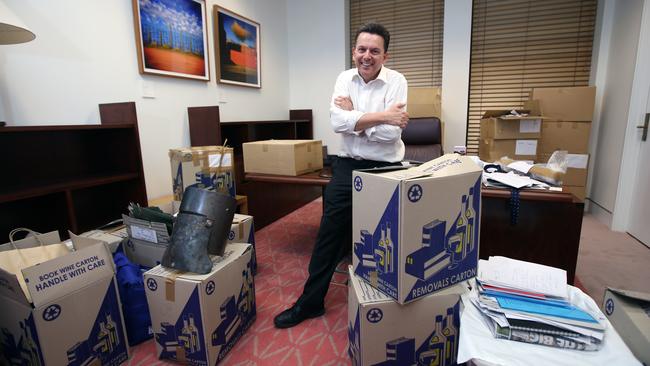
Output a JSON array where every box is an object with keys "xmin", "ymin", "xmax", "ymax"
[{"xmin": 470, "ymin": 257, "xmax": 607, "ymax": 351}]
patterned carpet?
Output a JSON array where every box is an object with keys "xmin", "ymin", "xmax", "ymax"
[{"xmin": 126, "ymin": 197, "xmax": 351, "ymax": 365}]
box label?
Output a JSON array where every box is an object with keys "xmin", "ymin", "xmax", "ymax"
[
  {"xmin": 515, "ymin": 140, "xmax": 537, "ymax": 156},
  {"xmin": 519, "ymin": 119, "xmax": 541, "ymax": 133},
  {"xmin": 131, "ymin": 225, "xmax": 158, "ymax": 243},
  {"xmin": 208, "ymin": 153, "xmax": 232, "ymax": 168}
]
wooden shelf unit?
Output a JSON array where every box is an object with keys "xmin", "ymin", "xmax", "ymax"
[
  {"xmin": 188, "ymin": 106, "xmax": 320, "ymax": 228},
  {"xmin": 0, "ymin": 102, "xmax": 148, "ymax": 239}
]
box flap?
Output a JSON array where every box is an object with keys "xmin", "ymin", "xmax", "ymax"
[
  {"xmin": 244, "ymin": 139, "xmax": 321, "ymax": 146},
  {"xmin": 0, "ymin": 267, "xmax": 29, "ymax": 305},
  {"xmin": 348, "ymin": 266, "xmax": 392, "ymax": 305},
  {"xmin": 146, "ymin": 243, "xmax": 251, "ymax": 281},
  {"xmin": 608, "ymin": 288, "xmax": 650, "ymax": 303},
  {"xmin": 123, "ymin": 214, "xmax": 171, "ymax": 244},
  {"xmin": 482, "ymin": 109, "xmax": 543, "ymax": 120},
  {"xmin": 380, "ymin": 154, "xmax": 482, "ymax": 181},
  {"xmin": 22, "ymin": 242, "xmax": 115, "ymax": 307}
]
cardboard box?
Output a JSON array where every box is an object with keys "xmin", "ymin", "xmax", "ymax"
[
  {"xmin": 123, "ymin": 212, "xmax": 256, "ymax": 272},
  {"xmin": 144, "ymin": 243, "xmax": 256, "ymax": 365},
  {"xmin": 539, "ymin": 121, "xmax": 591, "ymax": 155},
  {"xmin": 243, "ymin": 140, "xmax": 323, "ymax": 176},
  {"xmin": 348, "ymin": 267, "xmax": 467, "ymax": 366},
  {"xmin": 479, "ymin": 138, "xmax": 538, "ymax": 162},
  {"xmin": 170, "ymin": 146, "xmax": 236, "ymax": 201},
  {"xmin": 480, "ymin": 110, "xmax": 543, "ymax": 140},
  {"xmin": 539, "ymin": 153, "xmax": 589, "ymax": 186},
  {"xmin": 564, "ymin": 185, "xmax": 586, "ymax": 201},
  {"xmin": 408, "ymin": 87, "xmax": 441, "ymax": 118},
  {"xmin": 229, "ymin": 214, "xmax": 257, "ymax": 274},
  {"xmin": 603, "ymin": 288, "xmax": 650, "ymax": 365},
  {"xmin": 0, "ymin": 235, "xmax": 130, "ymax": 365},
  {"xmin": 531, "ymin": 86, "xmax": 596, "ymax": 121},
  {"xmin": 352, "ymin": 154, "xmax": 481, "ymax": 304}
]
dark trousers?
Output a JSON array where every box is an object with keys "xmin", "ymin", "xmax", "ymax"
[{"xmin": 297, "ymin": 157, "xmax": 399, "ymax": 311}]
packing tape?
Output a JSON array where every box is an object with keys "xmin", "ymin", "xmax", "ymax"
[
  {"xmin": 165, "ymin": 276, "xmax": 176, "ymax": 302},
  {"xmin": 238, "ymin": 222, "xmax": 244, "ymax": 239},
  {"xmin": 176, "ymin": 347, "xmax": 186, "ymax": 362}
]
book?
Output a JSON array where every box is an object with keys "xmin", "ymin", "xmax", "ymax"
[{"xmin": 506, "ymin": 318, "xmax": 582, "ymax": 338}]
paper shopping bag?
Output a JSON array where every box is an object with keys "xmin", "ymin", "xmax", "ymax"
[{"xmin": 0, "ymin": 229, "xmax": 70, "ymax": 302}]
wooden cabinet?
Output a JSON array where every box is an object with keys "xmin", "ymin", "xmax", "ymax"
[
  {"xmin": 0, "ymin": 102, "xmax": 148, "ymax": 239},
  {"xmin": 188, "ymin": 107, "xmax": 320, "ymax": 228}
]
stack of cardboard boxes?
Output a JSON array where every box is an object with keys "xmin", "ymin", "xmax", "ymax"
[
  {"xmin": 478, "ymin": 107, "xmax": 544, "ymax": 162},
  {"xmin": 348, "ymin": 154, "xmax": 481, "ymax": 365},
  {"xmin": 533, "ymin": 86, "xmax": 596, "ymax": 201}
]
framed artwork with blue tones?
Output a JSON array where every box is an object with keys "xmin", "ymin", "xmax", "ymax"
[
  {"xmin": 133, "ymin": 0, "xmax": 210, "ymax": 81},
  {"xmin": 214, "ymin": 6, "xmax": 261, "ymax": 88}
]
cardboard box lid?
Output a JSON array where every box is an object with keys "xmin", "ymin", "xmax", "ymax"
[
  {"xmin": 21, "ymin": 241, "xmax": 115, "ymax": 307},
  {"xmin": 607, "ymin": 288, "xmax": 650, "ymax": 303},
  {"xmin": 372, "ymin": 154, "xmax": 482, "ymax": 181},
  {"xmin": 243, "ymin": 139, "xmax": 321, "ymax": 147},
  {"xmin": 481, "ymin": 110, "xmax": 544, "ymax": 120},
  {"xmin": 145, "ymin": 243, "xmax": 251, "ymax": 282}
]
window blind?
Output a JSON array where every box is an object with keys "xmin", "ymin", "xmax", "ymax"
[
  {"xmin": 349, "ymin": 0, "xmax": 444, "ymax": 87},
  {"xmin": 467, "ymin": 0, "xmax": 596, "ymax": 154}
]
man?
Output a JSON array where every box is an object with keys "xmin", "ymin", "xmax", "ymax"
[{"xmin": 274, "ymin": 22, "xmax": 408, "ymax": 329}]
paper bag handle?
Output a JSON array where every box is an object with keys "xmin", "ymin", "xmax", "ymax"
[{"xmin": 8, "ymin": 228, "xmax": 45, "ymax": 265}]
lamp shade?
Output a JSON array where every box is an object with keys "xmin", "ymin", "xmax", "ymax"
[{"xmin": 0, "ymin": 2, "xmax": 35, "ymax": 44}]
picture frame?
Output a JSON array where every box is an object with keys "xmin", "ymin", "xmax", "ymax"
[
  {"xmin": 214, "ymin": 6, "xmax": 261, "ymax": 88},
  {"xmin": 132, "ymin": 0, "xmax": 210, "ymax": 81}
]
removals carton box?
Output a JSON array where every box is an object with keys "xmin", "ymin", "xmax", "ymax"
[
  {"xmin": 480, "ymin": 110, "xmax": 543, "ymax": 140},
  {"xmin": 479, "ymin": 138, "xmax": 538, "ymax": 162},
  {"xmin": 603, "ymin": 288, "xmax": 650, "ymax": 365},
  {"xmin": 0, "ymin": 235, "xmax": 130, "ymax": 366},
  {"xmin": 539, "ymin": 121, "xmax": 592, "ymax": 155},
  {"xmin": 170, "ymin": 146, "xmax": 236, "ymax": 201},
  {"xmin": 243, "ymin": 140, "xmax": 323, "ymax": 176},
  {"xmin": 144, "ymin": 243, "xmax": 255, "ymax": 365},
  {"xmin": 531, "ymin": 86, "xmax": 596, "ymax": 122},
  {"xmin": 348, "ymin": 267, "xmax": 467, "ymax": 366},
  {"xmin": 352, "ymin": 154, "xmax": 481, "ymax": 304}
]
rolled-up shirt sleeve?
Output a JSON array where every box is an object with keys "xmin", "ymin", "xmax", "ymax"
[
  {"xmin": 364, "ymin": 73, "xmax": 408, "ymax": 143},
  {"xmin": 330, "ymin": 73, "xmax": 364, "ymax": 135}
]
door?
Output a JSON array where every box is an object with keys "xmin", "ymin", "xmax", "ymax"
[{"xmin": 627, "ymin": 84, "xmax": 650, "ymax": 247}]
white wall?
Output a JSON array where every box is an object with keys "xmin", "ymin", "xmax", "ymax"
[
  {"xmin": 286, "ymin": 0, "xmax": 472, "ymax": 155},
  {"xmin": 589, "ymin": 0, "xmax": 644, "ymax": 217},
  {"xmin": 1, "ymin": 0, "xmax": 290, "ymax": 200},
  {"xmin": 286, "ymin": 0, "xmax": 347, "ymax": 155}
]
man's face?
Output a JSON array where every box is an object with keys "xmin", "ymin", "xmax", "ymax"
[{"xmin": 353, "ymin": 32, "xmax": 388, "ymax": 83}]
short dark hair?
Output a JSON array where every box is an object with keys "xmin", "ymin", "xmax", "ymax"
[{"xmin": 355, "ymin": 23, "xmax": 390, "ymax": 52}]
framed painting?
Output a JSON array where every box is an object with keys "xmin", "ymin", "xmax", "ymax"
[
  {"xmin": 214, "ymin": 6, "xmax": 261, "ymax": 88},
  {"xmin": 132, "ymin": 0, "xmax": 210, "ymax": 81}
]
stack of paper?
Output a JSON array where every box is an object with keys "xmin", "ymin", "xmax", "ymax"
[{"xmin": 470, "ymin": 257, "xmax": 607, "ymax": 351}]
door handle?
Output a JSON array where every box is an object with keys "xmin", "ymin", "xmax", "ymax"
[{"xmin": 638, "ymin": 113, "xmax": 649, "ymax": 141}]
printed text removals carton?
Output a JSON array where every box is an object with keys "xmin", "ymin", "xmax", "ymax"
[
  {"xmin": 348, "ymin": 267, "xmax": 467, "ymax": 366},
  {"xmin": 144, "ymin": 243, "xmax": 255, "ymax": 365},
  {"xmin": 0, "ymin": 238, "xmax": 129, "ymax": 366},
  {"xmin": 353, "ymin": 154, "xmax": 481, "ymax": 304}
]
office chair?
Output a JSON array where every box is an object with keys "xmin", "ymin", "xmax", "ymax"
[{"xmin": 402, "ymin": 117, "xmax": 443, "ymax": 163}]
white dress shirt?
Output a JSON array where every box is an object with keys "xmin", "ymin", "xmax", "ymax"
[{"xmin": 330, "ymin": 66, "xmax": 407, "ymax": 162}]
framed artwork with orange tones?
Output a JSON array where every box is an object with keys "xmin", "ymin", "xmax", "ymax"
[
  {"xmin": 132, "ymin": 0, "xmax": 210, "ymax": 81},
  {"xmin": 214, "ymin": 6, "xmax": 261, "ymax": 88}
]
